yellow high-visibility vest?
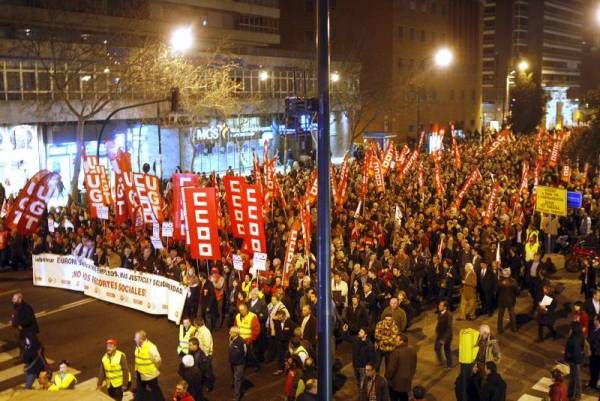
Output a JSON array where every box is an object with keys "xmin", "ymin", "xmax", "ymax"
[
  {"xmin": 525, "ymin": 242, "xmax": 539, "ymax": 262},
  {"xmin": 235, "ymin": 312, "xmax": 257, "ymax": 341},
  {"xmin": 48, "ymin": 372, "xmax": 76, "ymax": 391},
  {"xmin": 458, "ymin": 328, "xmax": 480, "ymax": 364},
  {"xmin": 102, "ymin": 350, "xmax": 125, "ymax": 388},
  {"xmin": 177, "ymin": 325, "xmax": 197, "ymax": 355},
  {"xmin": 135, "ymin": 340, "xmax": 159, "ymax": 376}
]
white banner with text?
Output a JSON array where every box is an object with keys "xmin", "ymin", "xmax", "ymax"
[{"xmin": 32, "ymin": 254, "xmax": 185, "ymax": 323}]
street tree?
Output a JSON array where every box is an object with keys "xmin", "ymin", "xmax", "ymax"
[{"xmin": 509, "ymin": 72, "xmax": 547, "ymax": 135}]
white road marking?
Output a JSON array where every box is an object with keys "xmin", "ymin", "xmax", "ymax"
[
  {"xmin": 0, "ymin": 349, "xmax": 19, "ymax": 364},
  {"xmin": 0, "ymin": 298, "xmax": 96, "ymax": 330},
  {"xmin": 531, "ymin": 377, "xmax": 552, "ymax": 393},
  {"xmin": 517, "ymin": 395, "xmax": 543, "ymax": 401}
]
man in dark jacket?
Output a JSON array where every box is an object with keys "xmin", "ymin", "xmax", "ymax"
[
  {"xmin": 477, "ymin": 262, "xmax": 497, "ymax": 317},
  {"xmin": 496, "ymin": 270, "xmax": 519, "ymax": 334},
  {"xmin": 536, "ymin": 285, "xmax": 558, "ymax": 342},
  {"xmin": 588, "ymin": 316, "xmax": 600, "ymax": 390},
  {"xmin": 385, "ymin": 334, "xmax": 417, "ymax": 401},
  {"xmin": 229, "ymin": 326, "xmax": 246, "ymax": 401},
  {"xmin": 177, "ymin": 355, "xmax": 205, "ymax": 401},
  {"xmin": 580, "ymin": 261, "xmax": 597, "ymax": 300},
  {"xmin": 22, "ymin": 335, "xmax": 44, "ymax": 389},
  {"xmin": 273, "ymin": 309, "xmax": 298, "ymax": 375},
  {"xmin": 341, "ymin": 324, "xmax": 376, "ymax": 387},
  {"xmin": 359, "ymin": 362, "xmax": 391, "ymax": 401},
  {"xmin": 11, "ymin": 292, "xmax": 39, "ymax": 344},
  {"xmin": 434, "ymin": 300, "xmax": 453, "ymax": 368},
  {"xmin": 584, "ymin": 289, "xmax": 600, "ymax": 333},
  {"xmin": 343, "ymin": 295, "xmax": 370, "ymax": 335},
  {"xmin": 480, "ymin": 361, "xmax": 506, "ymax": 401},
  {"xmin": 199, "ymin": 273, "xmax": 217, "ymax": 330}
]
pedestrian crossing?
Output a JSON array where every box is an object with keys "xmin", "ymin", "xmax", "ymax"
[
  {"xmin": 0, "ymin": 339, "xmax": 79, "ymax": 393},
  {"xmin": 77, "ymin": 378, "xmax": 134, "ymax": 400},
  {"xmin": 518, "ymin": 363, "xmax": 597, "ymax": 401}
]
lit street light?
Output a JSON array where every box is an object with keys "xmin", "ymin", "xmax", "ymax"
[
  {"xmin": 330, "ymin": 71, "xmax": 340, "ymax": 83},
  {"xmin": 517, "ymin": 59, "xmax": 529, "ymax": 72},
  {"xmin": 434, "ymin": 47, "xmax": 454, "ymax": 68},
  {"xmin": 259, "ymin": 70, "xmax": 269, "ymax": 81},
  {"xmin": 596, "ymin": 4, "xmax": 600, "ymax": 24},
  {"xmin": 170, "ymin": 26, "xmax": 194, "ymax": 54}
]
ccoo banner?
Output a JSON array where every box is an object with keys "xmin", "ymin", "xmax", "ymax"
[{"xmin": 32, "ymin": 254, "xmax": 186, "ymax": 323}]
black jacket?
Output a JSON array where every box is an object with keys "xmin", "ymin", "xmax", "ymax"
[
  {"xmin": 496, "ymin": 278, "xmax": 519, "ymax": 308},
  {"xmin": 11, "ymin": 301, "xmax": 39, "ymax": 338},
  {"xmin": 536, "ymin": 293, "xmax": 557, "ymax": 326},
  {"xmin": 343, "ymin": 305, "xmax": 370, "ymax": 335},
  {"xmin": 359, "ymin": 374, "xmax": 391, "ymax": 401},
  {"xmin": 22, "ymin": 338, "xmax": 44, "ymax": 375},
  {"xmin": 564, "ymin": 333, "xmax": 585, "ymax": 364},
  {"xmin": 480, "ymin": 372, "xmax": 507, "ymax": 401},
  {"xmin": 341, "ymin": 332, "xmax": 376, "ymax": 369},
  {"xmin": 589, "ymin": 327, "xmax": 600, "ymax": 355},
  {"xmin": 274, "ymin": 318, "xmax": 298, "ymax": 343},
  {"xmin": 177, "ymin": 363, "xmax": 204, "ymax": 401},
  {"xmin": 435, "ymin": 311, "xmax": 453, "ymax": 341},
  {"xmin": 228, "ymin": 336, "xmax": 246, "ymax": 366}
]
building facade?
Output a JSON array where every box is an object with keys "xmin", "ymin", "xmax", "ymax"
[
  {"xmin": 482, "ymin": 0, "xmax": 583, "ymax": 129},
  {"xmin": 0, "ymin": 0, "xmax": 356, "ymax": 195},
  {"xmin": 279, "ymin": 0, "xmax": 483, "ymax": 143}
]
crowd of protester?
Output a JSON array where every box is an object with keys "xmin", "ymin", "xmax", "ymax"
[{"xmin": 5, "ymin": 128, "xmax": 600, "ymax": 401}]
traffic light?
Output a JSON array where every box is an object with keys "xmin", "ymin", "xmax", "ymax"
[{"xmin": 170, "ymin": 87, "xmax": 180, "ymax": 113}]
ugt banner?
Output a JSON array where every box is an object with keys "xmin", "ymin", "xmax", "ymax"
[{"xmin": 32, "ymin": 254, "xmax": 186, "ymax": 323}]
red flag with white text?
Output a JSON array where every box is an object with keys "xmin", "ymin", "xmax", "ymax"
[
  {"xmin": 133, "ymin": 173, "xmax": 164, "ymax": 223},
  {"xmin": 241, "ymin": 184, "xmax": 267, "ymax": 254},
  {"xmin": 183, "ymin": 186, "xmax": 221, "ymax": 260},
  {"xmin": 223, "ymin": 176, "xmax": 247, "ymax": 239}
]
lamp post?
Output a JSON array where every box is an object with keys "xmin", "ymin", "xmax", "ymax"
[
  {"xmin": 502, "ymin": 59, "xmax": 528, "ymax": 123},
  {"xmin": 415, "ymin": 47, "xmax": 453, "ymax": 138}
]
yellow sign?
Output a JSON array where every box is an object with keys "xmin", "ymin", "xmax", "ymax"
[{"xmin": 536, "ymin": 186, "xmax": 567, "ymax": 216}]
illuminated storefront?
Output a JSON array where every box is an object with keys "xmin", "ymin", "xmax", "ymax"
[{"xmin": 0, "ymin": 125, "xmax": 42, "ymax": 195}]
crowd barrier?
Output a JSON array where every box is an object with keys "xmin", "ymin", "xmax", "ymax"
[{"xmin": 32, "ymin": 254, "xmax": 186, "ymax": 323}]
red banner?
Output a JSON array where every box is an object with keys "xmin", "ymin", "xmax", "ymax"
[
  {"xmin": 282, "ymin": 220, "xmax": 301, "ymax": 288},
  {"xmin": 453, "ymin": 168, "xmax": 482, "ymax": 209},
  {"xmin": 548, "ymin": 136, "xmax": 562, "ymax": 168},
  {"xmin": 111, "ymin": 150, "xmax": 134, "ymax": 226},
  {"xmin": 172, "ymin": 174, "xmax": 199, "ymax": 240},
  {"xmin": 98, "ymin": 166, "xmax": 112, "ymax": 206},
  {"xmin": 253, "ymin": 153, "xmax": 262, "ymax": 193},
  {"xmin": 336, "ymin": 155, "xmax": 349, "ymax": 208},
  {"xmin": 434, "ymin": 156, "xmax": 444, "ymax": 200},
  {"xmin": 8, "ymin": 170, "xmax": 59, "ymax": 235},
  {"xmin": 519, "ymin": 161, "xmax": 529, "ymax": 194},
  {"xmin": 398, "ymin": 149, "xmax": 418, "ymax": 183},
  {"xmin": 482, "ymin": 182, "xmax": 501, "ymax": 226},
  {"xmin": 396, "ymin": 145, "xmax": 410, "ymax": 169},
  {"xmin": 273, "ymin": 173, "xmax": 287, "ymax": 209},
  {"xmin": 306, "ymin": 172, "xmax": 319, "ymax": 207},
  {"xmin": 451, "ymin": 128, "xmax": 462, "ymax": 170},
  {"xmin": 242, "ymin": 184, "xmax": 267, "ymax": 254},
  {"xmin": 381, "ymin": 142, "xmax": 395, "ymax": 176},
  {"xmin": 561, "ymin": 163, "xmax": 571, "ymax": 184},
  {"xmin": 417, "ymin": 161, "xmax": 424, "ymax": 190},
  {"xmin": 83, "ymin": 156, "xmax": 104, "ymax": 218},
  {"xmin": 300, "ymin": 204, "xmax": 311, "ymax": 253},
  {"xmin": 582, "ymin": 162, "xmax": 590, "ymax": 184},
  {"xmin": 372, "ymin": 158, "xmax": 385, "ymax": 193},
  {"xmin": 133, "ymin": 173, "xmax": 164, "ymax": 223},
  {"xmin": 223, "ymin": 176, "xmax": 247, "ymax": 238},
  {"xmin": 418, "ymin": 131, "xmax": 426, "ymax": 149},
  {"xmin": 330, "ymin": 165, "xmax": 338, "ymax": 203},
  {"xmin": 533, "ymin": 156, "xmax": 542, "ymax": 188},
  {"xmin": 183, "ymin": 187, "xmax": 221, "ymax": 260}
]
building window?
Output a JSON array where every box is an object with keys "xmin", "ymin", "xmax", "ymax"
[
  {"xmin": 409, "ymin": 0, "xmax": 416, "ymax": 10},
  {"xmin": 431, "ymin": 1, "xmax": 437, "ymax": 15},
  {"xmin": 330, "ymin": 0, "xmax": 336, "ymax": 11},
  {"xmin": 409, "ymin": 28, "xmax": 415, "ymax": 40},
  {"xmin": 441, "ymin": 5, "xmax": 447, "ymax": 16},
  {"xmin": 398, "ymin": 26, "xmax": 404, "ymax": 39},
  {"xmin": 420, "ymin": 1, "xmax": 427, "ymax": 12},
  {"xmin": 306, "ymin": 0, "xmax": 314, "ymax": 13},
  {"xmin": 420, "ymin": 30, "xmax": 426, "ymax": 41}
]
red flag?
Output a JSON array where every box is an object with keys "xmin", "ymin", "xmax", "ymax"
[
  {"xmin": 582, "ymin": 162, "xmax": 590, "ymax": 184},
  {"xmin": 330, "ymin": 164, "xmax": 339, "ymax": 202},
  {"xmin": 183, "ymin": 187, "xmax": 221, "ymax": 260},
  {"xmin": 336, "ymin": 155, "xmax": 350, "ymax": 208},
  {"xmin": 417, "ymin": 161, "xmax": 424, "ymax": 190},
  {"xmin": 418, "ymin": 131, "xmax": 426, "ymax": 149},
  {"xmin": 433, "ymin": 154, "xmax": 444, "ymax": 200},
  {"xmin": 561, "ymin": 163, "xmax": 571, "ymax": 184},
  {"xmin": 83, "ymin": 156, "xmax": 104, "ymax": 218},
  {"xmin": 282, "ymin": 220, "xmax": 301, "ymax": 288},
  {"xmin": 398, "ymin": 149, "xmax": 418, "ymax": 183},
  {"xmin": 381, "ymin": 142, "xmax": 395, "ymax": 176},
  {"xmin": 241, "ymin": 184, "xmax": 267, "ymax": 254},
  {"xmin": 253, "ymin": 152, "xmax": 262, "ymax": 192},
  {"xmin": 548, "ymin": 136, "xmax": 562, "ymax": 168},
  {"xmin": 172, "ymin": 174, "xmax": 199, "ymax": 240},
  {"xmin": 533, "ymin": 156, "xmax": 542, "ymax": 188},
  {"xmin": 395, "ymin": 145, "xmax": 410, "ymax": 169},
  {"xmin": 372, "ymin": 157, "xmax": 385, "ymax": 193},
  {"xmin": 453, "ymin": 168, "xmax": 482, "ymax": 209},
  {"xmin": 133, "ymin": 173, "xmax": 164, "ymax": 223},
  {"xmin": 300, "ymin": 204, "xmax": 311, "ymax": 253},
  {"xmin": 111, "ymin": 150, "xmax": 133, "ymax": 226},
  {"xmin": 306, "ymin": 172, "xmax": 319, "ymax": 207},
  {"xmin": 482, "ymin": 182, "xmax": 501, "ymax": 226},
  {"xmin": 272, "ymin": 173, "xmax": 287, "ymax": 209},
  {"xmin": 451, "ymin": 127, "xmax": 462, "ymax": 170},
  {"xmin": 361, "ymin": 153, "xmax": 369, "ymax": 198},
  {"xmin": 223, "ymin": 176, "xmax": 247, "ymax": 239},
  {"xmin": 7, "ymin": 170, "xmax": 58, "ymax": 235},
  {"xmin": 519, "ymin": 161, "xmax": 529, "ymax": 195}
]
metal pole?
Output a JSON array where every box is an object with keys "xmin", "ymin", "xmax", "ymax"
[
  {"xmin": 316, "ymin": 0, "xmax": 332, "ymax": 400},
  {"xmin": 157, "ymin": 103, "xmax": 163, "ymax": 183},
  {"xmin": 416, "ymin": 88, "xmax": 421, "ymax": 140}
]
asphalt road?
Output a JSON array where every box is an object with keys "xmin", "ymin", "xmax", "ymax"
[{"xmin": 0, "ymin": 269, "xmax": 596, "ymax": 401}]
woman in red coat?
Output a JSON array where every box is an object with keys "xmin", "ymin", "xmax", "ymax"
[
  {"xmin": 548, "ymin": 369, "xmax": 568, "ymax": 401},
  {"xmin": 572, "ymin": 301, "xmax": 590, "ymax": 337}
]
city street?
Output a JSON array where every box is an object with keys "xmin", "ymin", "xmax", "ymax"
[{"xmin": 0, "ymin": 269, "xmax": 596, "ymax": 401}]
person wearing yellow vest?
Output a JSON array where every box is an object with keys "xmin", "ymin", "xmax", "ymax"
[
  {"xmin": 234, "ymin": 303, "xmax": 261, "ymax": 369},
  {"xmin": 177, "ymin": 318, "xmax": 196, "ymax": 357},
  {"xmin": 525, "ymin": 235, "xmax": 540, "ymax": 262},
  {"xmin": 97, "ymin": 338, "xmax": 130, "ymax": 401},
  {"xmin": 48, "ymin": 360, "xmax": 77, "ymax": 391},
  {"xmin": 134, "ymin": 330, "xmax": 165, "ymax": 401}
]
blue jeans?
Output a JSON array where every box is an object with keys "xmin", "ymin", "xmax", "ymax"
[{"xmin": 25, "ymin": 373, "xmax": 36, "ymax": 389}]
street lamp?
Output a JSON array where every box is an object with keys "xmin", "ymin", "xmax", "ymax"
[
  {"xmin": 503, "ymin": 59, "xmax": 529, "ymax": 122},
  {"xmin": 596, "ymin": 4, "xmax": 600, "ymax": 25},
  {"xmin": 517, "ymin": 59, "xmax": 529, "ymax": 73},
  {"xmin": 330, "ymin": 71, "xmax": 340, "ymax": 83},
  {"xmin": 170, "ymin": 26, "xmax": 194, "ymax": 54},
  {"xmin": 415, "ymin": 48, "xmax": 454, "ymax": 137},
  {"xmin": 259, "ymin": 70, "xmax": 269, "ymax": 81}
]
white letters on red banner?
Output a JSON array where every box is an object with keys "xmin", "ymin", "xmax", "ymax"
[
  {"xmin": 242, "ymin": 184, "xmax": 267, "ymax": 254},
  {"xmin": 223, "ymin": 176, "xmax": 246, "ymax": 238},
  {"xmin": 183, "ymin": 187, "xmax": 221, "ymax": 260},
  {"xmin": 282, "ymin": 220, "xmax": 301, "ymax": 288},
  {"xmin": 133, "ymin": 173, "xmax": 164, "ymax": 223},
  {"xmin": 172, "ymin": 174, "xmax": 199, "ymax": 240}
]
